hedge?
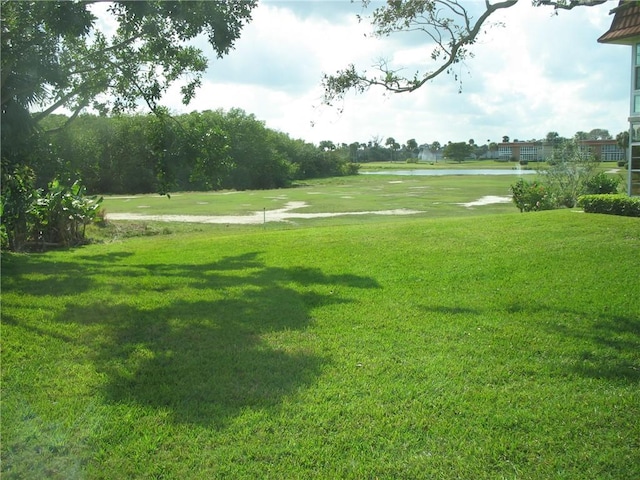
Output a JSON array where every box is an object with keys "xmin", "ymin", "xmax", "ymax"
[{"xmin": 577, "ymin": 194, "xmax": 640, "ymax": 217}]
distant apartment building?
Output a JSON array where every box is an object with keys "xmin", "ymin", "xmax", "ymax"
[{"xmin": 496, "ymin": 139, "xmax": 625, "ymax": 163}]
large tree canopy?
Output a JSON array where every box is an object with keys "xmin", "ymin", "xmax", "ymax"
[
  {"xmin": 322, "ymin": 0, "xmax": 607, "ymax": 106},
  {"xmin": 0, "ymin": 0, "xmax": 256, "ymax": 158}
]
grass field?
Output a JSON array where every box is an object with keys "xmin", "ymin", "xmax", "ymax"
[
  {"xmin": 358, "ymin": 159, "xmax": 529, "ymax": 170},
  {"xmin": 99, "ymin": 172, "xmax": 523, "ymax": 219},
  {"xmin": 2, "ymin": 173, "xmax": 639, "ymax": 478}
]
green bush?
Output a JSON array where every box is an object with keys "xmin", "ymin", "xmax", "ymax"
[
  {"xmin": 0, "ymin": 174, "xmax": 103, "ymax": 251},
  {"xmin": 30, "ymin": 179, "xmax": 103, "ymax": 247},
  {"xmin": 510, "ymin": 178, "xmax": 556, "ymax": 212},
  {"xmin": 541, "ymin": 140, "xmax": 599, "ymax": 208},
  {"xmin": 1, "ymin": 165, "xmax": 38, "ymax": 250},
  {"xmin": 340, "ymin": 162, "xmax": 360, "ymax": 175},
  {"xmin": 583, "ymin": 172, "xmax": 619, "ymax": 194},
  {"xmin": 578, "ymin": 194, "xmax": 640, "ymax": 217}
]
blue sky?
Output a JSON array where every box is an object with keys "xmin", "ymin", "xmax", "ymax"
[{"xmin": 110, "ymin": 1, "xmax": 633, "ymax": 146}]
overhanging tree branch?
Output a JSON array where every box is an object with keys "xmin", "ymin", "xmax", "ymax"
[
  {"xmin": 533, "ymin": 0, "xmax": 607, "ymax": 10},
  {"xmin": 1, "ymin": 0, "xmax": 256, "ymax": 143},
  {"xmin": 322, "ymin": 0, "xmax": 606, "ymax": 105}
]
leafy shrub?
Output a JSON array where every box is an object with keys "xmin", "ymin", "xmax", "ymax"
[
  {"xmin": 541, "ymin": 140, "xmax": 599, "ymax": 208},
  {"xmin": 30, "ymin": 179, "xmax": 103, "ymax": 247},
  {"xmin": 519, "ymin": 159, "xmax": 528, "ymax": 166},
  {"xmin": 340, "ymin": 162, "xmax": 360, "ymax": 175},
  {"xmin": 1, "ymin": 165, "xmax": 38, "ymax": 250},
  {"xmin": 0, "ymin": 174, "xmax": 102, "ymax": 251},
  {"xmin": 583, "ymin": 172, "xmax": 619, "ymax": 194},
  {"xmin": 578, "ymin": 194, "xmax": 640, "ymax": 217},
  {"xmin": 617, "ymin": 160, "xmax": 627, "ymax": 168},
  {"xmin": 510, "ymin": 178, "xmax": 556, "ymax": 212}
]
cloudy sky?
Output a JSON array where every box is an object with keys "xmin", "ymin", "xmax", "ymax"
[{"xmin": 162, "ymin": 1, "xmax": 631, "ymax": 146}]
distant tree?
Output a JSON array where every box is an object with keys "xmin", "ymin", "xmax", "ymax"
[
  {"xmin": 546, "ymin": 131, "xmax": 564, "ymax": 149},
  {"xmin": 616, "ymin": 130, "xmax": 629, "ymax": 159},
  {"xmin": 468, "ymin": 138, "xmax": 477, "ymax": 157},
  {"xmin": 431, "ymin": 141, "xmax": 441, "ymax": 152},
  {"xmin": 385, "ymin": 136, "xmax": 400, "ymax": 161},
  {"xmin": 349, "ymin": 142, "xmax": 360, "ymax": 162},
  {"xmin": 406, "ymin": 138, "xmax": 418, "ymax": 155},
  {"xmin": 319, "ymin": 140, "xmax": 336, "ymax": 152},
  {"xmin": 502, "ymin": 136, "xmax": 510, "ymax": 143},
  {"xmin": 587, "ymin": 128, "xmax": 612, "ymax": 140},
  {"xmin": 488, "ymin": 142, "xmax": 499, "ymax": 159},
  {"xmin": 574, "ymin": 131, "xmax": 588, "ymax": 140},
  {"xmin": 475, "ymin": 143, "xmax": 488, "ymax": 159},
  {"xmin": 443, "ymin": 142, "xmax": 473, "ymax": 163}
]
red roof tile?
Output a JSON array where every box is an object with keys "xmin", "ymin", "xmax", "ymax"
[{"xmin": 598, "ymin": 0, "xmax": 640, "ymax": 44}]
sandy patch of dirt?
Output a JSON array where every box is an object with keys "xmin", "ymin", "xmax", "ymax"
[
  {"xmin": 460, "ymin": 195, "xmax": 512, "ymax": 207},
  {"xmin": 106, "ymin": 201, "xmax": 423, "ymax": 225}
]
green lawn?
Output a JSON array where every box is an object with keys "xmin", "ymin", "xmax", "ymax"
[
  {"xmin": 2, "ymin": 209, "xmax": 639, "ymax": 479},
  {"xmin": 100, "ymin": 173, "xmax": 522, "ymax": 218},
  {"xmin": 358, "ymin": 159, "xmax": 524, "ymax": 170}
]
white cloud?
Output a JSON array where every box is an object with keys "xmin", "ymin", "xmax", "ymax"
[{"xmin": 161, "ymin": 1, "xmax": 631, "ymax": 145}]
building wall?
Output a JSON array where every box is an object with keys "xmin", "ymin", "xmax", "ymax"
[
  {"xmin": 630, "ymin": 41, "xmax": 640, "ymax": 195},
  {"xmin": 496, "ymin": 140, "xmax": 625, "ymax": 162}
]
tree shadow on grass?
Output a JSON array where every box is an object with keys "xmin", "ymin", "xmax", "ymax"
[
  {"xmin": 2, "ymin": 251, "xmax": 132, "ymax": 296},
  {"xmin": 417, "ymin": 299, "xmax": 639, "ymax": 384},
  {"xmin": 35, "ymin": 251, "xmax": 381, "ymax": 427},
  {"xmin": 548, "ymin": 311, "xmax": 640, "ymax": 384},
  {"xmin": 507, "ymin": 301, "xmax": 640, "ymax": 384}
]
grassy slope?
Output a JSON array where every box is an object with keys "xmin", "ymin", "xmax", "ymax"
[{"xmin": 2, "ymin": 210, "xmax": 639, "ymax": 479}]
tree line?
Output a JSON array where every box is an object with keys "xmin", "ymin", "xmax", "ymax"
[{"xmin": 33, "ymin": 108, "xmax": 358, "ymax": 195}]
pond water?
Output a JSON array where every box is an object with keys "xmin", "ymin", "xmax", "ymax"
[{"xmin": 361, "ymin": 169, "xmax": 536, "ymax": 176}]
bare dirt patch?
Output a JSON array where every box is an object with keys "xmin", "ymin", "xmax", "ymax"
[
  {"xmin": 460, "ymin": 195, "xmax": 512, "ymax": 208},
  {"xmin": 106, "ymin": 201, "xmax": 423, "ymax": 225}
]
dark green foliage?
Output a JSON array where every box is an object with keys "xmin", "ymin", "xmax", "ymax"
[
  {"xmin": 30, "ymin": 179, "xmax": 103, "ymax": 247},
  {"xmin": 0, "ymin": 0, "xmax": 256, "ymax": 140},
  {"xmin": 510, "ymin": 178, "xmax": 555, "ymax": 212},
  {"xmin": 443, "ymin": 142, "xmax": 473, "ymax": 163},
  {"xmin": 0, "ymin": 0, "xmax": 258, "ymax": 202},
  {"xmin": 511, "ymin": 140, "xmax": 625, "ymax": 213},
  {"xmin": 218, "ymin": 109, "xmax": 294, "ymax": 190},
  {"xmin": 0, "ymin": 1, "xmax": 94, "ymax": 158},
  {"xmin": 578, "ymin": 194, "xmax": 640, "ymax": 217},
  {"xmin": 0, "ymin": 173, "xmax": 102, "ymax": 251},
  {"xmin": 583, "ymin": 171, "xmax": 620, "ymax": 194},
  {"xmin": 0, "ymin": 165, "xmax": 38, "ymax": 250},
  {"xmin": 36, "ymin": 110, "xmax": 358, "ymax": 195}
]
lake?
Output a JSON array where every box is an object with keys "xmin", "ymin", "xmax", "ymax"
[{"xmin": 361, "ymin": 169, "xmax": 536, "ymax": 176}]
